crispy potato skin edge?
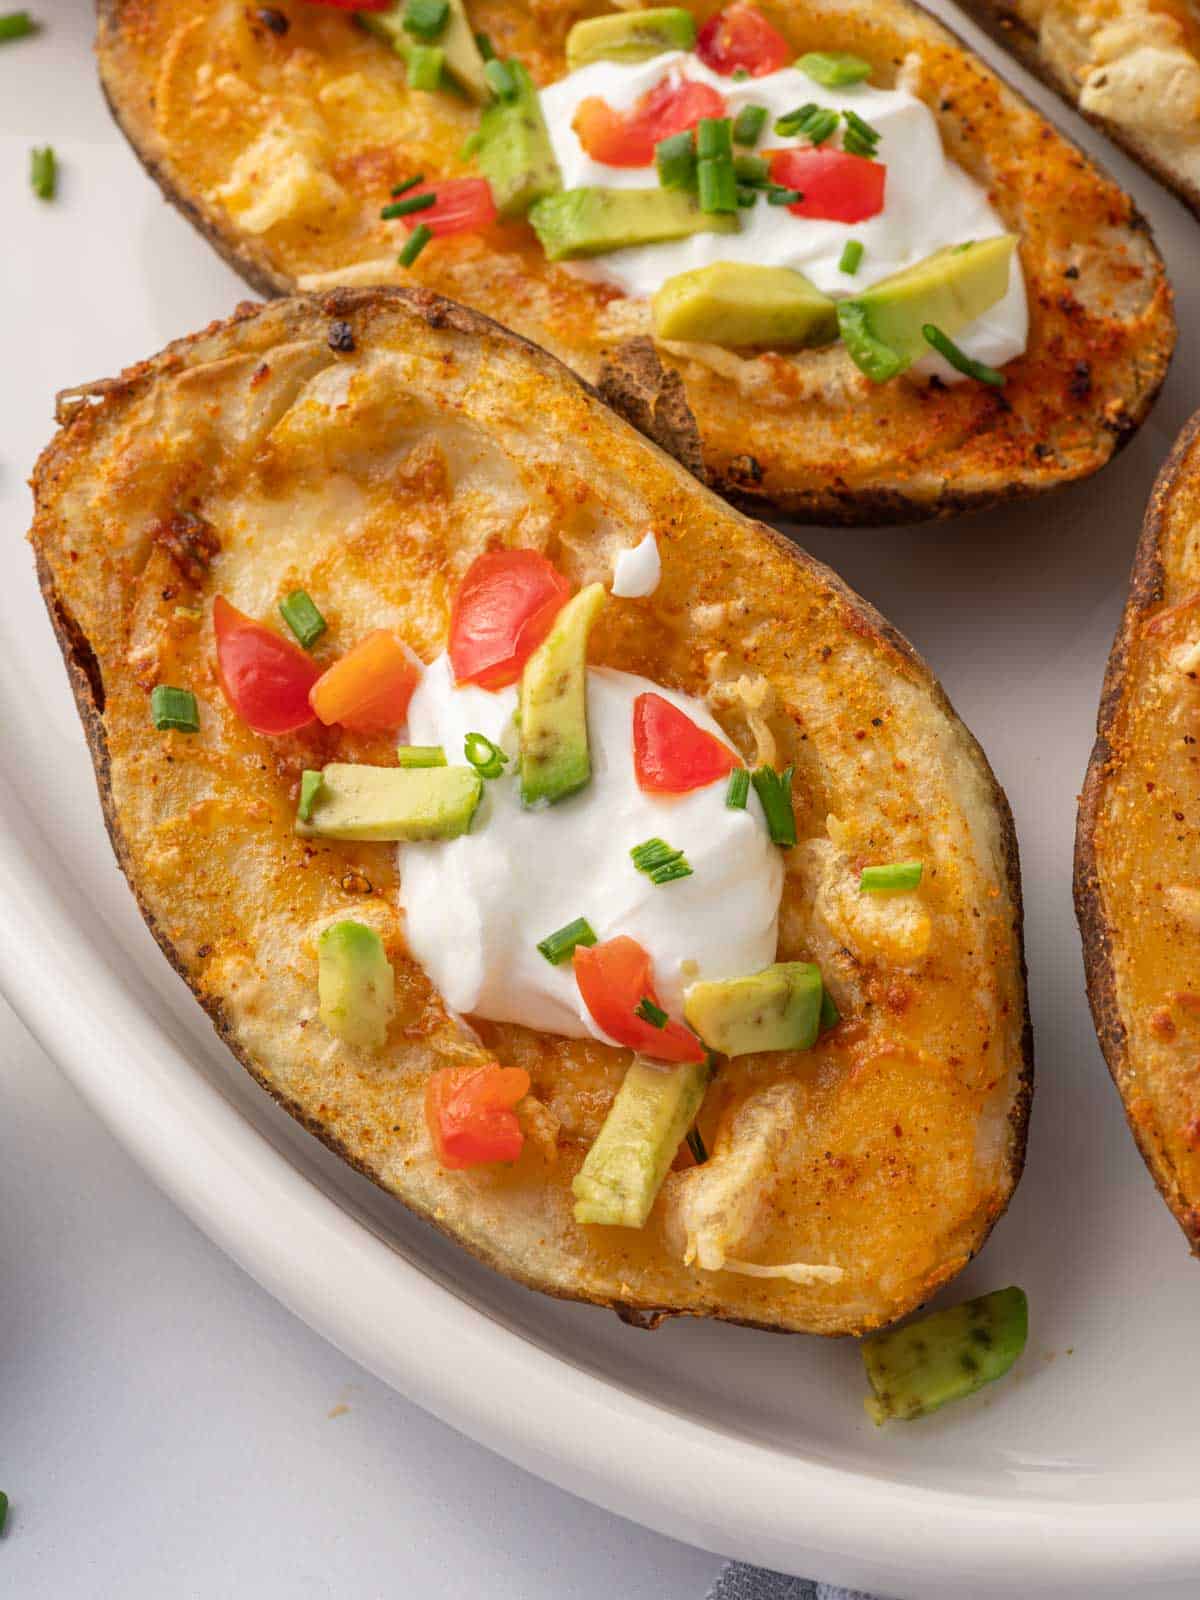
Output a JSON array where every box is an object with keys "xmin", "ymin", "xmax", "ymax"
[{"xmin": 32, "ymin": 287, "xmax": 1033, "ymax": 1334}]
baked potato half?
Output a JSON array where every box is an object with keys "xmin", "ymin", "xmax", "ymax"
[
  {"xmin": 1077, "ymin": 409, "xmax": 1200, "ymax": 1255},
  {"xmin": 33, "ymin": 289, "xmax": 1031, "ymax": 1335},
  {"xmin": 95, "ymin": 0, "xmax": 1173, "ymax": 523},
  {"xmin": 956, "ymin": 0, "xmax": 1200, "ymax": 222}
]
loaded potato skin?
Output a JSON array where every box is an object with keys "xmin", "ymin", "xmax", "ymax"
[
  {"xmin": 95, "ymin": 0, "xmax": 1174, "ymax": 522},
  {"xmin": 32, "ymin": 290, "xmax": 1030, "ymax": 1335}
]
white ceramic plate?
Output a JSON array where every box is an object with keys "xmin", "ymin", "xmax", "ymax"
[{"xmin": 4, "ymin": 8, "xmax": 1200, "ymax": 1597}]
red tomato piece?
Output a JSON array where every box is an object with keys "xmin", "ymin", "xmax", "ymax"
[
  {"xmin": 633, "ymin": 693, "xmax": 741, "ymax": 794},
  {"xmin": 449, "ymin": 550, "xmax": 571, "ymax": 690},
  {"xmin": 573, "ymin": 77, "xmax": 727, "ymax": 167},
  {"xmin": 696, "ymin": 4, "xmax": 792, "ymax": 77},
  {"xmin": 574, "ymin": 937, "xmax": 707, "ymax": 1064},
  {"xmin": 425, "ymin": 1063, "xmax": 530, "ymax": 1170},
  {"xmin": 309, "ymin": 630, "xmax": 420, "ymax": 733},
  {"xmin": 213, "ymin": 595, "xmax": 321, "ymax": 736},
  {"xmin": 767, "ymin": 147, "xmax": 887, "ymax": 223},
  {"xmin": 400, "ymin": 178, "xmax": 498, "ymax": 237}
]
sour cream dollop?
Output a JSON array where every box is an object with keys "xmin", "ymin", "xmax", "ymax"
[
  {"xmin": 538, "ymin": 53, "xmax": 1027, "ymax": 377},
  {"xmin": 398, "ymin": 655, "xmax": 782, "ymax": 1042},
  {"xmin": 611, "ymin": 530, "xmax": 661, "ymax": 598}
]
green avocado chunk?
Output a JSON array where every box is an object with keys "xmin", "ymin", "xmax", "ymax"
[
  {"xmin": 573, "ymin": 1055, "xmax": 712, "ymax": 1228},
  {"xmin": 519, "ymin": 581, "xmax": 606, "ymax": 806},
  {"xmin": 862, "ymin": 1286, "xmax": 1029, "ymax": 1424},
  {"xmin": 653, "ymin": 262, "xmax": 838, "ymax": 349},
  {"xmin": 475, "ymin": 62, "xmax": 561, "ymax": 218},
  {"xmin": 565, "ymin": 7, "xmax": 696, "ymax": 70},
  {"xmin": 837, "ymin": 235, "xmax": 1018, "ymax": 382},
  {"xmin": 362, "ymin": 0, "xmax": 489, "ymax": 101},
  {"xmin": 318, "ymin": 920, "xmax": 395, "ymax": 1049},
  {"xmin": 297, "ymin": 763, "xmax": 482, "ymax": 840},
  {"xmin": 528, "ymin": 187, "xmax": 738, "ymax": 261},
  {"xmin": 684, "ymin": 962, "xmax": 823, "ymax": 1056}
]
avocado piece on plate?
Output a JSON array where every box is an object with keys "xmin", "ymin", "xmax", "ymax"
[
  {"xmin": 297, "ymin": 762, "xmax": 482, "ymax": 840},
  {"xmin": 573, "ymin": 1055, "xmax": 713, "ymax": 1228},
  {"xmin": 684, "ymin": 962, "xmax": 824, "ymax": 1056},
  {"xmin": 519, "ymin": 581, "xmax": 606, "ymax": 806},
  {"xmin": 528, "ymin": 188, "xmax": 738, "ymax": 261},
  {"xmin": 318, "ymin": 920, "xmax": 395, "ymax": 1049},
  {"xmin": 565, "ymin": 7, "xmax": 696, "ymax": 70},
  {"xmin": 476, "ymin": 62, "xmax": 561, "ymax": 218},
  {"xmin": 837, "ymin": 235, "xmax": 1018, "ymax": 381},
  {"xmin": 862, "ymin": 1286, "xmax": 1029, "ymax": 1423},
  {"xmin": 362, "ymin": 0, "xmax": 489, "ymax": 101},
  {"xmin": 653, "ymin": 263, "xmax": 838, "ymax": 349}
]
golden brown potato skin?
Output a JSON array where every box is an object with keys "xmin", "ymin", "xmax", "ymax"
[
  {"xmin": 95, "ymin": 0, "xmax": 1174, "ymax": 523},
  {"xmin": 1077, "ymin": 409, "xmax": 1200, "ymax": 1256},
  {"xmin": 31, "ymin": 290, "xmax": 1030, "ymax": 1334}
]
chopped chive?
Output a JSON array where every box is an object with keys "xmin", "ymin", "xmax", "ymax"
[
  {"xmin": 698, "ymin": 156, "xmax": 737, "ymax": 214},
  {"xmin": 726, "ymin": 768, "xmax": 750, "ymax": 809},
  {"xmin": 382, "ymin": 190, "xmax": 436, "ymax": 220},
  {"xmin": 774, "ymin": 101, "xmax": 818, "ymax": 137},
  {"xmin": 696, "ymin": 117, "xmax": 732, "ymax": 161},
  {"xmin": 750, "ymin": 766, "xmax": 796, "ymax": 847},
  {"xmin": 839, "ymin": 239, "xmax": 864, "ymax": 275},
  {"xmin": 407, "ymin": 43, "xmax": 444, "ymax": 90},
  {"xmin": 397, "ymin": 744, "xmax": 447, "ymax": 768},
  {"xmin": 736, "ymin": 185, "xmax": 758, "ymax": 208},
  {"xmin": 655, "ymin": 130, "xmax": 697, "ymax": 191},
  {"xmin": 766, "ymin": 186, "xmax": 803, "ymax": 206},
  {"xmin": 278, "ymin": 588, "xmax": 326, "ymax": 649},
  {"xmin": 841, "ymin": 107, "xmax": 881, "ymax": 157},
  {"xmin": 30, "ymin": 144, "xmax": 55, "ymax": 200},
  {"xmin": 842, "ymin": 108, "xmax": 880, "ymax": 144},
  {"xmin": 390, "ymin": 172, "xmax": 425, "ymax": 197},
  {"xmin": 537, "ymin": 916, "xmax": 597, "ymax": 965},
  {"xmin": 733, "ymin": 152, "xmax": 770, "ymax": 185},
  {"xmin": 635, "ymin": 996, "xmax": 669, "ymax": 1029},
  {"xmin": 776, "ymin": 105, "xmax": 838, "ymax": 144},
  {"xmin": 732, "ymin": 103, "xmax": 768, "ymax": 146},
  {"xmin": 801, "ymin": 108, "xmax": 839, "ymax": 145},
  {"xmin": 0, "ymin": 10, "xmax": 33, "ymax": 41},
  {"xmin": 798, "ymin": 50, "xmax": 871, "ymax": 87},
  {"xmin": 819, "ymin": 986, "xmax": 840, "ymax": 1031},
  {"xmin": 860, "ymin": 860, "xmax": 923, "ymax": 892},
  {"xmin": 151, "ymin": 685, "xmax": 199, "ymax": 734},
  {"xmin": 686, "ymin": 1126, "xmax": 708, "ymax": 1164},
  {"xmin": 402, "ymin": 0, "xmax": 448, "ymax": 39},
  {"xmin": 841, "ymin": 129, "xmax": 875, "ymax": 158},
  {"xmin": 0, "ymin": 1490, "xmax": 8, "ymax": 1535},
  {"xmin": 464, "ymin": 730, "xmax": 509, "ymax": 779},
  {"xmin": 474, "ymin": 29, "xmax": 495, "ymax": 60},
  {"xmin": 398, "ymin": 223, "xmax": 432, "ymax": 266},
  {"xmin": 298, "ymin": 769, "xmax": 323, "ymax": 823},
  {"xmin": 630, "ymin": 836, "xmax": 693, "ymax": 885},
  {"xmin": 922, "ymin": 324, "xmax": 1006, "ymax": 387},
  {"xmin": 484, "ymin": 57, "xmax": 519, "ymax": 100},
  {"xmin": 650, "ymin": 859, "xmax": 694, "ymax": 884}
]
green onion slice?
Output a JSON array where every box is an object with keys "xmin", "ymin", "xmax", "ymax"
[
  {"xmin": 798, "ymin": 50, "xmax": 872, "ymax": 86},
  {"xmin": 397, "ymin": 744, "xmax": 447, "ymax": 768},
  {"xmin": 151, "ymin": 685, "xmax": 199, "ymax": 734},
  {"xmin": 860, "ymin": 860, "xmax": 923, "ymax": 893},
  {"xmin": 407, "ymin": 43, "xmax": 444, "ymax": 90},
  {"xmin": 733, "ymin": 152, "xmax": 770, "ymax": 185},
  {"xmin": 0, "ymin": 10, "xmax": 33, "ymax": 41},
  {"xmin": 686, "ymin": 1126, "xmax": 708, "ymax": 1164},
  {"xmin": 30, "ymin": 144, "xmax": 56, "ymax": 200},
  {"xmin": 750, "ymin": 766, "xmax": 796, "ymax": 847},
  {"xmin": 697, "ymin": 156, "xmax": 737, "ymax": 214},
  {"xmin": 732, "ymin": 103, "xmax": 768, "ymax": 146},
  {"xmin": 464, "ymin": 731, "xmax": 509, "ymax": 779},
  {"xmin": 474, "ymin": 29, "xmax": 495, "ymax": 59},
  {"xmin": 382, "ymin": 191, "xmax": 436, "ymax": 220},
  {"xmin": 922, "ymin": 325, "xmax": 1006, "ymax": 387},
  {"xmin": 297, "ymin": 770, "xmax": 323, "ymax": 824},
  {"xmin": 0, "ymin": 1490, "xmax": 8, "ymax": 1535},
  {"xmin": 484, "ymin": 57, "xmax": 519, "ymax": 101},
  {"xmin": 630, "ymin": 837, "xmax": 694, "ymax": 885},
  {"xmin": 391, "ymin": 172, "xmax": 425, "ymax": 197},
  {"xmin": 634, "ymin": 996, "xmax": 669, "ymax": 1029},
  {"xmin": 398, "ymin": 223, "xmax": 433, "ymax": 267},
  {"xmin": 278, "ymin": 589, "xmax": 326, "ymax": 649},
  {"xmin": 839, "ymin": 239, "xmax": 864, "ymax": 275},
  {"xmin": 726, "ymin": 768, "xmax": 750, "ymax": 809},
  {"xmin": 696, "ymin": 116, "xmax": 732, "ymax": 160},
  {"xmin": 403, "ymin": 0, "xmax": 449, "ymax": 39},
  {"xmin": 766, "ymin": 186, "xmax": 803, "ymax": 206},
  {"xmin": 537, "ymin": 916, "xmax": 598, "ymax": 965},
  {"xmin": 655, "ymin": 130, "xmax": 697, "ymax": 191},
  {"xmin": 736, "ymin": 186, "xmax": 758, "ymax": 208}
]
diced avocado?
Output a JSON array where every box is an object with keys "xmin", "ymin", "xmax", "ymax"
[
  {"xmin": 683, "ymin": 962, "xmax": 823, "ymax": 1056},
  {"xmin": 837, "ymin": 235, "xmax": 1018, "ymax": 382},
  {"xmin": 362, "ymin": 0, "xmax": 489, "ymax": 101},
  {"xmin": 862, "ymin": 1286, "xmax": 1029, "ymax": 1424},
  {"xmin": 318, "ymin": 920, "xmax": 395, "ymax": 1049},
  {"xmin": 528, "ymin": 188, "xmax": 738, "ymax": 262},
  {"xmin": 297, "ymin": 763, "xmax": 482, "ymax": 840},
  {"xmin": 519, "ymin": 581, "xmax": 606, "ymax": 806},
  {"xmin": 573, "ymin": 1055, "xmax": 712, "ymax": 1227},
  {"xmin": 476, "ymin": 62, "xmax": 561, "ymax": 218},
  {"xmin": 565, "ymin": 7, "xmax": 696, "ymax": 70},
  {"xmin": 653, "ymin": 262, "xmax": 837, "ymax": 349}
]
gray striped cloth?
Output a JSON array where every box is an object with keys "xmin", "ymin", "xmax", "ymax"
[{"xmin": 707, "ymin": 1565, "xmax": 887, "ymax": 1600}]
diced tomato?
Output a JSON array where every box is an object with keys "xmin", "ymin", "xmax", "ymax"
[
  {"xmin": 309, "ymin": 630, "xmax": 420, "ymax": 732},
  {"xmin": 425, "ymin": 1063, "xmax": 530, "ymax": 1170},
  {"xmin": 573, "ymin": 77, "xmax": 727, "ymax": 167},
  {"xmin": 399, "ymin": 178, "xmax": 498, "ymax": 237},
  {"xmin": 574, "ymin": 937, "xmax": 707, "ymax": 1064},
  {"xmin": 767, "ymin": 147, "xmax": 887, "ymax": 223},
  {"xmin": 696, "ymin": 4, "xmax": 792, "ymax": 77},
  {"xmin": 633, "ymin": 692, "xmax": 741, "ymax": 794},
  {"xmin": 449, "ymin": 550, "xmax": 571, "ymax": 690},
  {"xmin": 213, "ymin": 595, "xmax": 321, "ymax": 736}
]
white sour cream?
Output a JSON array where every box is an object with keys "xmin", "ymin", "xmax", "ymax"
[
  {"xmin": 611, "ymin": 530, "xmax": 662, "ymax": 597},
  {"xmin": 398, "ymin": 654, "xmax": 782, "ymax": 1042},
  {"xmin": 538, "ymin": 53, "xmax": 1028, "ymax": 377}
]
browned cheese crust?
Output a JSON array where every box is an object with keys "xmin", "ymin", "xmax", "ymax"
[
  {"xmin": 1077, "ymin": 408, "xmax": 1200, "ymax": 1254},
  {"xmin": 32, "ymin": 289, "xmax": 1031, "ymax": 1334},
  {"xmin": 95, "ymin": 0, "xmax": 1174, "ymax": 523}
]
